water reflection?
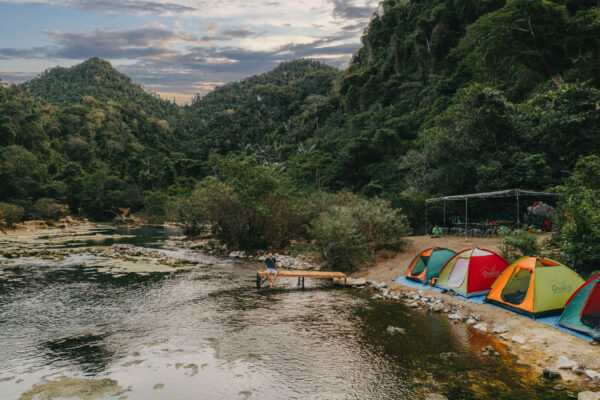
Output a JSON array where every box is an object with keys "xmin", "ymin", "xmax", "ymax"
[{"xmin": 0, "ymin": 227, "xmax": 577, "ymax": 399}]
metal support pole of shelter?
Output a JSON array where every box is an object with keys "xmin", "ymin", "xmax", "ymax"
[
  {"xmin": 516, "ymin": 194, "xmax": 520, "ymax": 229},
  {"xmin": 465, "ymin": 198, "xmax": 468, "ymax": 238},
  {"xmin": 443, "ymin": 200, "xmax": 446, "ymax": 233},
  {"xmin": 425, "ymin": 203, "xmax": 428, "ymax": 236}
]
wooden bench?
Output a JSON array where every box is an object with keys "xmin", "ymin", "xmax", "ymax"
[{"xmin": 256, "ymin": 270, "xmax": 347, "ymax": 289}]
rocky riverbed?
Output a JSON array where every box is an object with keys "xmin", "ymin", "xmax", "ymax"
[{"xmin": 2, "ymin": 224, "xmax": 600, "ymax": 399}]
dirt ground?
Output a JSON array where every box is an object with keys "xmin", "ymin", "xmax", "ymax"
[{"xmin": 359, "ymin": 235, "xmax": 600, "ymax": 385}]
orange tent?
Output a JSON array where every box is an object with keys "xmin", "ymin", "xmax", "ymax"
[{"xmin": 485, "ymin": 257, "xmax": 584, "ymax": 318}]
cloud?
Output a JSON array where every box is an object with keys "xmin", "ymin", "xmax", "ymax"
[
  {"xmin": 36, "ymin": 0, "xmax": 198, "ymax": 14},
  {"xmin": 1, "ymin": 0, "xmax": 380, "ymax": 100},
  {"xmin": 43, "ymin": 25, "xmax": 198, "ymax": 59},
  {"xmin": 0, "ymin": 71, "xmax": 39, "ymax": 83},
  {"xmin": 330, "ymin": 0, "xmax": 374, "ymax": 20},
  {"xmin": 0, "ymin": 46, "xmax": 49, "ymax": 59},
  {"xmin": 201, "ymin": 28, "xmax": 260, "ymax": 42}
]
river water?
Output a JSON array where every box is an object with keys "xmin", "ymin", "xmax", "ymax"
[{"xmin": 0, "ymin": 226, "xmax": 576, "ymax": 399}]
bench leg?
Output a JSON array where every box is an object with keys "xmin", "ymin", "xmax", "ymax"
[
  {"xmin": 302, "ymin": 277, "xmax": 305, "ymax": 290},
  {"xmin": 256, "ymin": 273, "xmax": 261, "ymax": 290}
]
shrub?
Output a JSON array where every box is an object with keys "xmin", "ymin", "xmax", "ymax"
[
  {"xmin": 311, "ymin": 205, "xmax": 371, "ymax": 270},
  {"xmin": 142, "ymin": 191, "xmax": 169, "ymax": 222},
  {"xmin": 311, "ymin": 194, "xmax": 411, "ymax": 271},
  {"xmin": 0, "ymin": 202, "xmax": 24, "ymax": 231},
  {"xmin": 498, "ymin": 229, "xmax": 541, "ymax": 263},
  {"xmin": 554, "ymin": 155, "xmax": 600, "ymax": 276},
  {"xmin": 29, "ymin": 198, "xmax": 69, "ymax": 221},
  {"xmin": 177, "ymin": 159, "xmax": 309, "ymax": 249}
]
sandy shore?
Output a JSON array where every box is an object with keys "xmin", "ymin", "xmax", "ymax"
[{"xmin": 358, "ymin": 235, "xmax": 600, "ymax": 387}]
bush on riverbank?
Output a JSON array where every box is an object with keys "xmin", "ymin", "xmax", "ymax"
[
  {"xmin": 498, "ymin": 229, "xmax": 542, "ymax": 263},
  {"xmin": 176, "ymin": 154, "xmax": 309, "ymax": 249},
  {"xmin": 0, "ymin": 202, "xmax": 24, "ymax": 231},
  {"xmin": 28, "ymin": 198, "xmax": 69, "ymax": 221},
  {"xmin": 311, "ymin": 194, "xmax": 411, "ymax": 271},
  {"xmin": 175, "ymin": 156, "xmax": 411, "ymax": 268}
]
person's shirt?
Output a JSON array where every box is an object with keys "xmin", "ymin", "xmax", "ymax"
[{"xmin": 265, "ymin": 257, "xmax": 277, "ymax": 270}]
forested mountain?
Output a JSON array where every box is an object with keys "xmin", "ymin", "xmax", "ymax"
[
  {"xmin": 182, "ymin": 59, "xmax": 338, "ymax": 160},
  {"xmin": 0, "ymin": 58, "xmax": 339, "ymax": 220},
  {"xmin": 2, "ymin": 0, "xmax": 600, "ymax": 229},
  {"xmin": 272, "ymin": 0, "xmax": 600, "ymax": 202},
  {"xmin": 21, "ymin": 57, "xmax": 179, "ymax": 118}
]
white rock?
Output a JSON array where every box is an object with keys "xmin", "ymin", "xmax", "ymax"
[
  {"xmin": 386, "ymin": 326, "xmax": 406, "ymax": 335},
  {"xmin": 557, "ymin": 356, "xmax": 578, "ymax": 370},
  {"xmin": 579, "ymin": 391, "xmax": 600, "ymax": 400},
  {"xmin": 511, "ymin": 335, "xmax": 526, "ymax": 344},
  {"xmin": 473, "ymin": 323, "xmax": 488, "ymax": 333},
  {"xmin": 466, "ymin": 317, "xmax": 477, "ymax": 325},
  {"xmin": 448, "ymin": 313, "xmax": 462, "ymax": 320},
  {"xmin": 425, "ymin": 394, "xmax": 448, "ymax": 400},
  {"xmin": 585, "ymin": 370, "xmax": 600, "ymax": 380},
  {"xmin": 492, "ymin": 323, "xmax": 510, "ymax": 334}
]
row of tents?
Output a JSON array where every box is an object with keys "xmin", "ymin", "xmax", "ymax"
[{"xmin": 406, "ymin": 247, "xmax": 600, "ymax": 341}]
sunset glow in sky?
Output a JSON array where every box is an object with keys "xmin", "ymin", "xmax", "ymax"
[{"xmin": 0, "ymin": 0, "xmax": 379, "ymax": 103}]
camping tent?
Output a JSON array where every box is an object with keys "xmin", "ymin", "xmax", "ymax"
[
  {"xmin": 485, "ymin": 257, "xmax": 584, "ymax": 318},
  {"xmin": 434, "ymin": 248, "xmax": 509, "ymax": 297},
  {"xmin": 406, "ymin": 247, "xmax": 456, "ymax": 284},
  {"xmin": 558, "ymin": 273, "xmax": 600, "ymax": 341}
]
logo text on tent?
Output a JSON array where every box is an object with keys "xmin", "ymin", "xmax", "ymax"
[
  {"xmin": 551, "ymin": 280, "xmax": 573, "ymax": 294},
  {"xmin": 482, "ymin": 266, "xmax": 501, "ymax": 279}
]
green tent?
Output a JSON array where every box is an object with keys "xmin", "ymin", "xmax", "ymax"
[
  {"xmin": 558, "ymin": 272, "xmax": 600, "ymax": 341},
  {"xmin": 406, "ymin": 247, "xmax": 456, "ymax": 284}
]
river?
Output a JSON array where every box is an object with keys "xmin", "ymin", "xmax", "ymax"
[{"xmin": 0, "ymin": 225, "xmax": 575, "ymax": 399}]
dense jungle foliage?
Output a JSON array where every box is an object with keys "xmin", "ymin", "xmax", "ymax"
[{"xmin": 2, "ymin": 0, "xmax": 600, "ymax": 271}]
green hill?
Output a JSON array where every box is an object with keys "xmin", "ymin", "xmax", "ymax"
[
  {"xmin": 2, "ymin": 0, "xmax": 600, "ymax": 229},
  {"xmin": 183, "ymin": 59, "xmax": 338, "ymax": 159},
  {"xmin": 272, "ymin": 0, "xmax": 600, "ymax": 202},
  {"xmin": 21, "ymin": 57, "xmax": 178, "ymax": 118}
]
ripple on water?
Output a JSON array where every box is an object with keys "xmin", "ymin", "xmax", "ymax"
[{"xmin": 0, "ymin": 226, "xmax": 579, "ymax": 400}]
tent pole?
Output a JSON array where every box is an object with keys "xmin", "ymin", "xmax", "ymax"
[{"xmin": 465, "ymin": 198, "xmax": 468, "ymax": 238}]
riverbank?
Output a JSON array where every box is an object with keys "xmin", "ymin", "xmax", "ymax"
[
  {"xmin": 2, "ymin": 224, "xmax": 599, "ymax": 397},
  {"xmin": 359, "ymin": 235, "xmax": 600, "ymax": 391}
]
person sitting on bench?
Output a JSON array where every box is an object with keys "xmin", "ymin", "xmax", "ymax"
[{"xmin": 262, "ymin": 252, "xmax": 278, "ymax": 288}]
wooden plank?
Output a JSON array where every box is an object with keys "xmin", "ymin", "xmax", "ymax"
[{"xmin": 257, "ymin": 270, "xmax": 346, "ymax": 279}]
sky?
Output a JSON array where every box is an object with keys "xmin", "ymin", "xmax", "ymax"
[{"xmin": 0, "ymin": 0, "xmax": 380, "ymax": 103}]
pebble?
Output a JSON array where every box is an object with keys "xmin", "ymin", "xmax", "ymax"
[
  {"xmin": 511, "ymin": 335, "xmax": 526, "ymax": 344},
  {"xmin": 473, "ymin": 323, "xmax": 488, "ymax": 333},
  {"xmin": 557, "ymin": 356, "xmax": 578, "ymax": 370},
  {"xmin": 425, "ymin": 394, "xmax": 448, "ymax": 400},
  {"xmin": 386, "ymin": 326, "xmax": 406, "ymax": 335},
  {"xmin": 543, "ymin": 367, "xmax": 563, "ymax": 381},
  {"xmin": 492, "ymin": 323, "xmax": 510, "ymax": 334},
  {"xmin": 585, "ymin": 370, "xmax": 600, "ymax": 380},
  {"xmin": 439, "ymin": 352, "xmax": 457, "ymax": 360},
  {"xmin": 466, "ymin": 317, "xmax": 477, "ymax": 325},
  {"xmin": 481, "ymin": 346, "xmax": 496, "ymax": 356},
  {"xmin": 579, "ymin": 391, "xmax": 600, "ymax": 400}
]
